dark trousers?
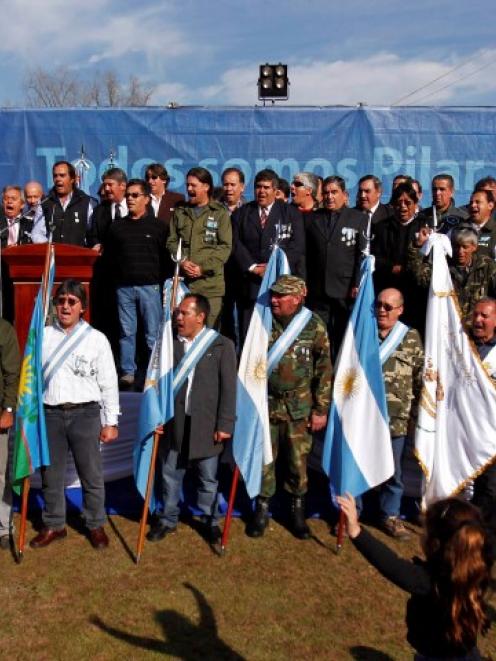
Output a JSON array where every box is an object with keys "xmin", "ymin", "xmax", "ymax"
[
  {"xmin": 41, "ymin": 404, "xmax": 105, "ymax": 530},
  {"xmin": 473, "ymin": 463, "xmax": 496, "ymax": 553}
]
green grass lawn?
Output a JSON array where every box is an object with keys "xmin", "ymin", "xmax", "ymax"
[{"xmin": 2, "ymin": 515, "xmax": 496, "ymax": 660}]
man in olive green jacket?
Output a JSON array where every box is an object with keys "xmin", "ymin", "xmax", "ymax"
[
  {"xmin": 167, "ymin": 167, "xmax": 232, "ymax": 328},
  {"xmin": 0, "ymin": 319, "xmax": 20, "ymax": 549}
]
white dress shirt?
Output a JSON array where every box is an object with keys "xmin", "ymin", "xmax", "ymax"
[{"xmin": 42, "ymin": 322, "xmax": 120, "ymax": 425}]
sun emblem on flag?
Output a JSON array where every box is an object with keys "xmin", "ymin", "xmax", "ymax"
[
  {"xmin": 250, "ymin": 356, "xmax": 267, "ymax": 382},
  {"xmin": 336, "ymin": 368, "xmax": 361, "ymax": 399},
  {"xmin": 18, "ymin": 353, "xmax": 34, "ymax": 406}
]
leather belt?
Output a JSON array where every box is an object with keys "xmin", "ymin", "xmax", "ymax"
[{"xmin": 44, "ymin": 401, "xmax": 98, "ymax": 411}]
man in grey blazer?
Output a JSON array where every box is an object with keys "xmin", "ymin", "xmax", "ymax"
[{"xmin": 147, "ymin": 293, "xmax": 237, "ymax": 544}]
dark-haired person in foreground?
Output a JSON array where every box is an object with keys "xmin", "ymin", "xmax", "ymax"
[
  {"xmin": 338, "ymin": 493, "xmax": 493, "ymax": 660},
  {"xmin": 30, "ymin": 280, "xmax": 119, "ymax": 551},
  {"xmin": 147, "ymin": 293, "xmax": 236, "ymax": 545}
]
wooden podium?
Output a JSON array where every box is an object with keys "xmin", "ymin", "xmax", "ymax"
[{"xmin": 2, "ymin": 243, "xmax": 98, "ymax": 350}]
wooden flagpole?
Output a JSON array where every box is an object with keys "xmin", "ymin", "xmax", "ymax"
[{"xmin": 17, "ymin": 241, "xmax": 53, "ymax": 560}]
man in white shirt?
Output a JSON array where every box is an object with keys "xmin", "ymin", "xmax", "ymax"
[{"xmin": 30, "ymin": 280, "xmax": 119, "ymax": 551}]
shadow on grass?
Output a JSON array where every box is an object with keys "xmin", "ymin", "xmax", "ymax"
[
  {"xmin": 90, "ymin": 582, "xmax": 245, "ymax": 660},
  {"xmin": 349, "ymin": 646, "xmax": 395, "ymax": 660},
  {"xmin": 107, "ymin": 515, "xmax": 136, "ymax": 563}
]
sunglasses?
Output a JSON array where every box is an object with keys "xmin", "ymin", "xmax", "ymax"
[
  {"xmin": 374, "ymin": 301, "xmax": 402, "ymax": 312},
  {"xmin": 145, "ymin": 174, "xmax": 161, "ymax": 180},
  {"xmin": 292, "ymin": 181, "xmax": 305, "ymax": 188},
  {"xmin": 55, "ymin": 296, "xmax": 80, "ymax": 307},
  {"xmin": 125, "ymin": 192, "xmax": 145, "ymax": 199}
]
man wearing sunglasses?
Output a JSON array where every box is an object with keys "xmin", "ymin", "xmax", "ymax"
[
  {"xmin": 30, "ymin": 280, "xmax": 119, "ymax": 551},
  {"xmin": 106, "ymin": 179, "xmax": 168, "ymax": 386},
  {"xmin": 374, "ymin": 288, "xmax": 423, "ymax": 538}
]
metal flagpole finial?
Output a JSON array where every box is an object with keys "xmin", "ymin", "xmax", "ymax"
[
  {"xmin": 432, "ymin": 204, "xmax": 438, "ymax": 231},
  {"xmin": 74, "ymin": 145, "xmax": 91, "ymax": 193},
  {"xmin": 362, "ymin": 211, "xmax": 374, "ymax": 256},
  {"xmin": 171, "ymin": 238, "xmax": 183, "ymax": 266}
]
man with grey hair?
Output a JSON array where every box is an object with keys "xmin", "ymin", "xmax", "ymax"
[
  {"xmin": 1, "ymin": 186, "xmax": 34, "ymax": 247},
  {"xmin": 290, "ymin": 172, "xmax": 319, "ymax": 214},
  {"xmin": 408, "ymin": 225, "xmax": 496, "ymax": 320}
]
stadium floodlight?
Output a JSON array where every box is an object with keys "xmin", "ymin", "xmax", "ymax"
[{"xmin": 258, "ymin": 63, "xmax": 289, "ymax": 102}]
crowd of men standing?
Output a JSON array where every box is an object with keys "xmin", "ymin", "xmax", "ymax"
[{"xmin": 0, "ymin": 159, "xmax": 495, "ymax": 551}]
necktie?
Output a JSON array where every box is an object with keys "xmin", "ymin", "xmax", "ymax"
[
  {"xmin": 260, "ymin": 207, "xmax": 268, "ymax": 229},
  {"xmin": 114, "ymin": 203, "xmax": 121, "ymax": 219},
  {"xmin": 8, "ymin": 221, "xmax": 16, "ymax": 246}
]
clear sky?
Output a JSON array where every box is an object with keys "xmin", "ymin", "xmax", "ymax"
[{"xmin": 1, "ymin": 0, "xmax": 495, "ymax": 107}]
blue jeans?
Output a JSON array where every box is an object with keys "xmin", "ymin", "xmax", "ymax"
[
  {"xmin": 116, "ymin": 284, "xmax": 162, "ymax": 375},
  {"xmin": 379, "ymin": 435, "xmax": 406, "ymax": 519},
  {"xmin": 157, "ymin": 448, "xmax": 220, "ymax": 528}
]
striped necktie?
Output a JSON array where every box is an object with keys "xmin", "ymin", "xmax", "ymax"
[{"xmin": 260, "ymin": 207, "xmax": 268, "ymax": 229}]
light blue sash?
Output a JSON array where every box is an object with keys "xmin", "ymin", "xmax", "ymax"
[
  {"xmin": 42, "ymin": 320, "xmax": 93, "ymax": 390},
  {"xmin": 173, "ymin": 328, "xmax": 219, "ymax": 397},
  {"xmin": 267, "ymin": 307, "xmax": 312, "ymax": 376},
  {"xmin": 379, "ymin": 321, "xmax": 410, "ymax": 365}
]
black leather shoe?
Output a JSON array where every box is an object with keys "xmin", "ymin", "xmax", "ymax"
[
  {"xmin": 30, "ymin": 528, "xmax": 67, "ymax": 548},
  {"xmin": 146, "ymin": 522, "xmax": 177, "ymax": 542},
  {"xmin": 0, "ymin": 535, "xmax": 10, "ymax": 550}
]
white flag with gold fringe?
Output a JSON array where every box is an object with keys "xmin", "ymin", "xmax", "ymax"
[{"xmin": 415, "ymin": 233, "xmax": 496, "ymax": 505}]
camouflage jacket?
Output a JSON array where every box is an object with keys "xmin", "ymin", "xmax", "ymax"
[
  {"xmin": 268, "ymin": 312, "xmax": 332, "ymax": 421},
  {"xmin": 407, "ymin": 243, "xmax": 496, "ymax": 321},
  {"xmin": 381, "ymin": 327, "xmax": 424, "ymax": 437},
  {"xmin": 167, "ymin": 200, "xmax": 232, "ymax": 297}
]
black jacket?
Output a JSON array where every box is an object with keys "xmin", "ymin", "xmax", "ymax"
[
  {"xmin": 232, "ymin": 200, "xmax": 305, "ymax": 300},
  {"xmin": 167, "ymin": 333, "xmax": 237, "ymax": 460},
  {"xmin": 42, "ymin": 187, "xmax": 93, "ymax": 246},
  {"xmin": 305, "ymin": 207, "xmax": 366, "ymax": 302}
]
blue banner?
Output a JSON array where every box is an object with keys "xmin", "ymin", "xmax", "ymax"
[{"xmin": 1, "ymin": 106, "xmax": 495, "ymax": 203}]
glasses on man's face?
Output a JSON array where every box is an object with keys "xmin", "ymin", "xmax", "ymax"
[
  {"xmin": 292, "ymin": 181, "xmax": 305, "ymax": 188},
  {"xmin": 125, "ymin": 192, "xmax": 145, "ymax": 199},
  {"xmin": 146, "ymin": 174, "xmax": 160, "ymax": 180},
  {"xmin": 55, "ymin": 296, "xmax": 80, "ymax": 307},
  {"xmin": 374, "ymin": 301, "xmax": 401, "ymax": 312}
]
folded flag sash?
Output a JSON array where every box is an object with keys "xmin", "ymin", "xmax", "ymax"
[
  {"xmin": 379, "ymin": 321, "xmax": 410, "ymax": 365},
  {"xmin": 266, "ymin": 307, "xmax": 312, "ymax": 376}
]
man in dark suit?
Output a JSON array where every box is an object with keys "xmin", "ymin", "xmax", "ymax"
[
  {"xmin": 147, "ymin": 294, "xmax": 236, "ymax": 544},
  {"xmin": 355, "ymin": 174, "xmax": 390, "ymax": 225},
  {"xmin": 87, "ymin": 168, "xmax": 128, "ymax": 352},
  {"xmin": 145, "ymin": 163, "xmax": 184, "ymax": 230},
  {"xmin": 0, "ymin": 186, "xmax": 33, "ymax": 247},
  {"xmin": 88, "ymin": 167, "xmax": 128, "ymax": 252},
  {"xmin": 232, "ymin": 168, "xmax": 305, "ymax": 344},
  {"xmin": 306, "ymin": 176, "xmax": 366, "ymax": 354}
]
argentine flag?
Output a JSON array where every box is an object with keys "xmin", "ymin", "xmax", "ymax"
[
  {"xmin": 133, "ymin": 279, "xmax": 188, "ymax": 511},
  {"xmin": 233, "ymin": 246, "xmax": 290, "ymax": 498},
  {"xmin": 322, "ymin": 255, "xmax": 393, "ymax": 496}
]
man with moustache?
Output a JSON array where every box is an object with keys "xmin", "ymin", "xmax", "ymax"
[
  {"xmin": 355, "ymin": 174, "xmax": 390, "ymax": 225},
  {"xmin": 466, "ymin": 189, "xmax": 496, "ymax": 259},
  {"xmin": 417, "ymin": 174, "xmax": 468, "ymax": 233},
  {"xmin": 306, "ymin": 175, "xmax": 365, "ymax": 354},
  {"xmin": 246, "ymin": 275, "xmax": 331, "ymax": 540},
  {"xmin": 231, "ymin": 169, "xmax": 305, "ymax": 344}
]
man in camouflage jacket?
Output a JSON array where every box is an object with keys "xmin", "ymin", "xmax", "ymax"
[
  {"xmin": 407, "ymin": 225, "xmax": 496, "ymax": 322},
  {"xmin": 167, "ymin": 167, "xmax": 232, "ymax": 328},
  {"xmin": 375, "ymin": 288, "xmax": 424, "ymax": 539},
  {"xmin": 246, "ymin": 275, "xmax": 332, "ymax": 540}
]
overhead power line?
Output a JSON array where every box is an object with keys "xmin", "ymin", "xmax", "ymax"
[{"xmin": 390, "ymin": 51, "xmax": 493, "ymax": 106}]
